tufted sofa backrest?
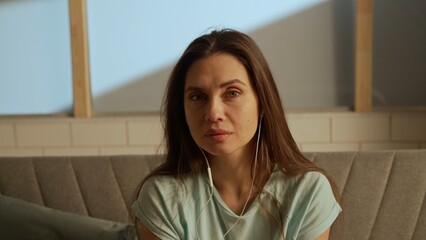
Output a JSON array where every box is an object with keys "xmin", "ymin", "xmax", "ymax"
[
  {"xmin": 0, "ymin": 155, "xmax": 162, "ymax": 223},
  {"xmin": 1, "ymin": 150, "xmax": 425, "ymax": 240},
  {"xmin": 305, "ymin": 150, "xmax": 426, "ymax": 240}
]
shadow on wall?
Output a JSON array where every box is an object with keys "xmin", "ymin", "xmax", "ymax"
[
  {"xmin": 94, "ymin": 66, "xmax": 172, "ymax": 113},
  {"xmin": 331, "ymin": 0, "xmax": 354, "ymax": 107},
  {"xmin": 372, "ymin": 0, "xmax": 426, "ymax": 106},
  {"xmin": 93, "ymin": 0, "xmax": 355, "ymax": 113},
  {"xmin": 250, "ymin": 0, "xmax": 354, "ymax": 108}
]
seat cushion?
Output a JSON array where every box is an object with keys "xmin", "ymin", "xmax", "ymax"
[{"xmin": 0, "ymin": 194, "xmax": 136, "ymax": 240}]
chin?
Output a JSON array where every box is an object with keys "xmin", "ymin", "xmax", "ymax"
[{"xmin": 202, "ymin": 144, "xmax": 243, "ymax": 158}]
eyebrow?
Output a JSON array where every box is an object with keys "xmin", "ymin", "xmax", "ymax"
[
  {"xmin": 219, "ymin": 79, "xmax": 247, "ymax": 88},
  {"xmin": 185, "ymin": 79, "xmax": 247, "ymax": 93}
]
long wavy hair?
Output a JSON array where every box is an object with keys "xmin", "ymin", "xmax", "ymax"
[{"xmin": 133, "ymin": 28, "xmax": 340, "ymax": 236}]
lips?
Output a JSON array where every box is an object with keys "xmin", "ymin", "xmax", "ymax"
[{"xmin": 205, "ymin": 129, "xmax": 232, "ymax": 141}]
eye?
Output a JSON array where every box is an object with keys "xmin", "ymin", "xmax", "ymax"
[
  {"xmin": 189, "ymin": 93, "xmax": 205, "ymax": 102},
  {"xmin": 225, "ymin": 89, "xmax": 241, "ymax": 98}
]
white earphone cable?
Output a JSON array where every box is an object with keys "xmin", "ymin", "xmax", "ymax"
[
  {"xmin": 196, "ymin": 118, "xmax": 262, "ymax": 240},
  {"xmin": 196, "ymin": 150, "xmax": 214, "ymax": 240},
  {"xmin": 220, "ymin": 119, "xmax": 262, "ymax": 240},
  {"xmin": 196, "ymin": 181, "xmax": 214, "ymax": 240}
]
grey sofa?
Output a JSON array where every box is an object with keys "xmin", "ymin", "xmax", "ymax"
[{"xmin": 0, "ymin": 150, "xmax": 425, "ymax": 240}]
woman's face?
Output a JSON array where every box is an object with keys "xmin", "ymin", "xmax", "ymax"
[{"xmin": 184, "ymin": 53, "xmax": 259, "ymax": 160}]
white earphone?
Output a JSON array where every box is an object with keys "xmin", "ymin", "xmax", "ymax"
[
  {"xmin": 199, "ymin": 149, "xmax": 214, "ymax": 188},
  {"xmin": 196, "ymin": 116, "xmax": 263, "ymax": 239}
]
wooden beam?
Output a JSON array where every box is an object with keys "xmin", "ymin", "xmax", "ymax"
[
  {"xmin": 355, "ymin": 0, "xmax": 373, "ymax": 112},
  {"xmin": 69, "ymin": 0, "xmax": 92, "ymax": 118}
]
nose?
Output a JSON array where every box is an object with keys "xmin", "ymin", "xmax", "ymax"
[{"xmin": 205, "ymin": 98, "xmax": 225, "ymax": 122}]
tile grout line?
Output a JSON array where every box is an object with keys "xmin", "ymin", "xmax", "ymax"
[
  {"xmin": 389, "ymin": 114, "xmax": 393, "ymax": 142},
  {"xmin": 69, "ymin": 121, "xmax": 74, "ymax": 147},
  {"xmin": 13, "ymin": 123, "xmax": 18, "ymax": 148},
  {"xmin": 329, "ymin": 116, "xmax": 333, "ymax": 143},
  {"xmin": 125, "ymin": 120, "xmax": 130, "ymax": 146}
]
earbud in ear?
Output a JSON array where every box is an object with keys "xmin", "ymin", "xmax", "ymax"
[{"xmin": 198, "ymin": 146, "xmax": 214, "ymax": 188}]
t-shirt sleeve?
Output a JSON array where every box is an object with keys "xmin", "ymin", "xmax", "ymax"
[
  {"xmin": 294, "ymin": 172, "xmax": 342, "ymax": 240},
  {"xmin": 131, "ymin": 177, "xmax": 181, "ymax": 240}
]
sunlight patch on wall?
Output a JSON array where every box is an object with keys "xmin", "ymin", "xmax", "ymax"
[
  {"xmin": 0, "ymin": 0, "xmax": 72, "ymax": 114},
  {"xmin": 87, "ymin": 0, "xmax": 327, "ymax": 101}
]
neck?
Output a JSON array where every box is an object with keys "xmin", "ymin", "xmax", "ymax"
[
  {"xmin": 206, "ymin": 146, "xmax": 257, "ymax": 197},
  {"xmin": 208, "ymin": 152, "xmax": 258, "ymax": 214},
  {"xmin": 211, "ymin": 156, "xmax": 251, "ymax": 189}
]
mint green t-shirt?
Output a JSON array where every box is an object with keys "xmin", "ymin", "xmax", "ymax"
[{"xmin": 132, "ymin": 169, "xmax": 341, "ymax": 240}]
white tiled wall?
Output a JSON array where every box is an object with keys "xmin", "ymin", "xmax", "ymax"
[
  {"xmin": 391, "ymin": 114, "xmax": 426, "ymax": 141},
  {"xmin": 71, "ymin": 120, "xmax": 127, "ymax": 146},
  {"xmin": 331, "ymin": 114, "xmax": 390, "ymax": 142},
  {"xmin": 0, "ymin": 124, "xmax": 14, "ymax": 147},
  {"xmin": 16, "ymin": 122, "xmax": 71, "ymax": 147},
  {"xmin": 287, "ymin": 115, "xmax": 330, "ymax": 142},
  {"xmin": 0, "ymin": 111, "xmax": 425, "ymax": 156}
]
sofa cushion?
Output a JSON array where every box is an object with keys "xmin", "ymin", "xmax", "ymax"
[
  {"xmin": 0, "ymin": 194, "xmax": 136, "ymax": 240},
  {"xmin": 0, "ymin": 155, "xmax": 162, "ymax": 223}
]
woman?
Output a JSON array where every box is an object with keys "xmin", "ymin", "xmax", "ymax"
[{"xmin": 132, "ymin": 29, "xmax": 341, "ymax": 240}]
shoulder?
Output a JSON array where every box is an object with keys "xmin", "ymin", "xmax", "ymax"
[
  {"xmin": 266, "ymin": 170, "xmax": 341, "ymax": 239},
  {"xmin": 267, "ymin": 169, "xmax": 330, "ymax": 193},
  {"xmin": 298, "ymin": 171, "xmax": 331, "ymax": 192},
  {"xmin": 141, "ymin": 175, "xmax": 181, "ymax": 195},
  {"xmin": 132, "ymin": 174, "xmax": 204, "ymax": 239},
  {"xmin": 140, "ymin": 174, "xmax": 193, "ymax": 202},
  {"xmin": 265, "ymin": 170, "xmax": 338, "ymax": 211},
  {"xmin": 292, "ymin": 172, "xmax": 341, "ymax": 238},
  {"xmin": 295, "ymin": 171, "xmax": 335, "ymax": 203},
  {"xmin": 139, "ymin": 173, "xmax": 206, "ymax": 206}
]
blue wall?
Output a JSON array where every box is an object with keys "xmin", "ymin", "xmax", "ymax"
[
  {"xmin": 1, "ymin": 0, "xmax": 424, "ymax": 114},
  {"xmin": 0, "ymin": 0, "xmax": 72, "ymax": 114},
  {"xmin": 87, "ymin": 0, "xmax": 325, "ymax": 96},
  {"xmin": 0, "ymin": 0, "xmax": 333, "ymax": 114},
  {"xmin": 86, "ymin": 0, "xmax": 330, "ymax": 112}
]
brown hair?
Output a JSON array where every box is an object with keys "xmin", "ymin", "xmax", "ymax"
[{"xmin": 133, "ymin": 28, "xmax": 340, "ymax": 235}]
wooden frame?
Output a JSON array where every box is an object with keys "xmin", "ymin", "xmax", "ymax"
[
  {"xmin": 69, "ymin": 0, "xmax": 92, "ymax": 118},
  {"xmin": 355, "ymin": 0, "xmax": 373, "ymax": 112},
  {"xmin": 66, "ymin": 1, "xmax": 373, "ymax": 116}
]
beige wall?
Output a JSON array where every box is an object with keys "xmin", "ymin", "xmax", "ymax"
[{"xmin": 0, "ymin": 111, "xmax": 425, "ymax": 157}]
